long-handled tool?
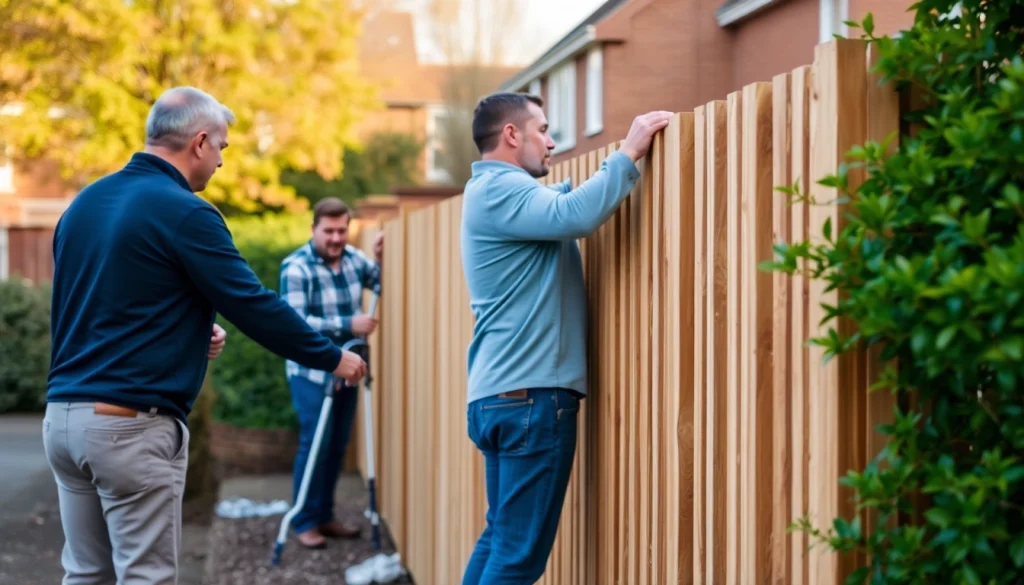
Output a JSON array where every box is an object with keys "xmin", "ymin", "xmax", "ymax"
[
  {"xmin": 271, "ymin": 290, "xmax": 380, "ymax": 566},
  {"xmin": 356, "ymin": 292, "xmax": 382, "ymax": 551}
]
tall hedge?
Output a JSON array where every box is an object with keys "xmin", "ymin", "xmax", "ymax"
[
  {"xmin": 768, "ymin": 2, "xmax": 1024, "ymax": 583},
  {"xmin": 211, "ymin": 212, "xmax": 314, "ymax": 431},
  {"xmin": 0, "ymin": 278, "xmax": 50, "ymax": 413}
]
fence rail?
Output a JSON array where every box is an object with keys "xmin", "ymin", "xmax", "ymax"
[{"xmin": 349, "ymin": 38, "xmax": 904, "ymax": 585}]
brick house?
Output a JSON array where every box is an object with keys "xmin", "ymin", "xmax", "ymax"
[{"xmin": 500, "ymin": 0, "xmax": 916, "ymax": 164}]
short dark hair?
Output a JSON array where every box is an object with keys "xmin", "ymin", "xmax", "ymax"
[
  {"xmin": 472, "ymin": 92, "xmax": 544, "ymax": 154},
  {"xmin": 313, "ymin": 197, "xmax": 350, "ymax": 226}
]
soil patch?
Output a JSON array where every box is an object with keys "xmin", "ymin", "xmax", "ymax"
[{"xmin": 204, "ymin": 473, "xmax": 412, "ymax": 585}]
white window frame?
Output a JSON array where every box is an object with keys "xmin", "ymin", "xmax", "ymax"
[
  {"xmin": 425, "ymin": 103, "xmax": 453, "ymax": 184},
  {"xmin": 0, "ymin": 142, "xmax": 13, "ymax": 194},
  {"xmin": 585, "ymin": 47, "xmax": 603, "ymax": 137},
  {"xmin": 528, "ymin": 79, "xmax": 541, "ymax": 97},
  {"xmin": 547, "ymin": 62, "xmax": 576, "ymax": 155}
]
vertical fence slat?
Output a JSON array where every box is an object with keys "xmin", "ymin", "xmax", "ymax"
[
  {"xmin": 807, "ymin": 39, "xmax": 869, "ymax": 585},
  {"xmin": 771, "ymin": 70, "xmax": 794, "ymax": 585},
  {"xmin": 742, "ymin": 79, "xmax": 776, "ymax": 585},
  {"xmin": 789, "ymin": 63, "xmax": 813, "ymax": 585},
  {"xmin": 649, "ymin": 126, "xmax": 663, "ymax": 585},
  {"xmin": 436, "ymin": 199, "xmax": 452, "ymax": 585},
  {"xmin": 672, "ymin": 112, "xmax": 698, "ymax": 584},
  {"xmin": 639, "ymin": 134, "xmax": 653, "ymax": 585},
  {"xmin": 725, "ymin": 88, "xmax": 743, "ymax": 585},
  {"xmin": 570, "ymin": 154, "xmax": 582, "ymax": 585},
  {"xmin": 691, "ymin": 105, "xmax": 708, "ymax": 585},
  {"xmin": 706, "ymin": 99, "xmax": 730, "ymax": 585}
]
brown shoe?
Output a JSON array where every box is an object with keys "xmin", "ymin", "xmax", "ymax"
[
  {"xmin": 295, "ymin": 528, "xmax": 327, "ymax": 549},
  {"xmin": 317, "ymin": 520, "xmax": 360, "ymax": 539}
]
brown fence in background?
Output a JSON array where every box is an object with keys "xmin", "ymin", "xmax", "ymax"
[
  {"xmin": 347, "ymin": 38, "xmax": 904, "ymax": 585},
  {"xmin": 1, "ymin": 226, "xmax": 55, "ymax": 283}
]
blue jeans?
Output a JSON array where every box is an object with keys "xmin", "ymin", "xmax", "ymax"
[
  {"xmin": 462, "ymin": 387, "xmax": 580, "ymax": 585},
  {"xmin": 288, "ymin": 376, "xmax": 359, "ymax": 535}
]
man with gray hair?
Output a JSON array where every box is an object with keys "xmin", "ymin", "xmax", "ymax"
[{"xmin": 43, "ymin": 86, "xmax": 367, "ymax": 584}]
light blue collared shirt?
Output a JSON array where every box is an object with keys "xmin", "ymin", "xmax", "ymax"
[{"xmin": 459, "ymin": 149, "xmax": 641, "ymax": 403}]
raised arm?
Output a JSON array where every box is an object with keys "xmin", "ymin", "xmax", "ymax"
[
  {"xmin": 353, "ymin": 247, "xmax": 381, "ymax": 293},
  {"xmin": 486, "ymin": 149, "xmax": 640, "ymax": 241},
  {"xmin": 173, "ymin": 205, "xmax": 342, "ymax": 373},
  {"xmin": 481, "ymin": 110, "xmax": 673, "ymax": 241}
]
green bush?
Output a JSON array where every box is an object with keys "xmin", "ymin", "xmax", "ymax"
[
  {"xmin": 211, "ymin": 212, "xmax": 313, "ymax": 431},
  {"xmin": 0, "ymin": 277, "xmax": 51, "ymax": 413},
  {"xmin": 281, "ymin": 131, "xmax": 424, "ymax": 207},
  {"xmin": 769, "ymin": 2, "xmax": 1024, "ymax": 583}
]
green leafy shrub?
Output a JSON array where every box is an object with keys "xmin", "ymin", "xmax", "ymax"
[
  {"xmin": 281, "ymin": 131, "xmax": 424, "ymax": 207},
  {"xmin": 211, "ymin": 212, "xmax": 313, "ymax": 431},
  {"xmin": 0, "ymin": 277, "xmax": 51, "ymax": 413},
  {"xmin": 769, "ymin": 2, "xmax": 1024, "ymax": 583}
]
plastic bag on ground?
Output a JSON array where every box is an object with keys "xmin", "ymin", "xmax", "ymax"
[
  {"xmin": 344, "ymin": 552, "xmax": 407, "ymax": 585},
  {"xmin": 214, "ymin": 497, "xmax": 291, "ymax": 519}
]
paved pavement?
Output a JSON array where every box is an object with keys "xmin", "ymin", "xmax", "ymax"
[
  {"xmin": 0, "ymin": 414, "xmax": 65, "ymax": 585},
  {"xmin": 0, "ymin": 413, "xmax": 209, "ymax": 585}
]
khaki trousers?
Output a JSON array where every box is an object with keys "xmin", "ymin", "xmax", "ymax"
[{"xmin": 42, "ymin": 401, "xmax": 190, "ymax": 585}]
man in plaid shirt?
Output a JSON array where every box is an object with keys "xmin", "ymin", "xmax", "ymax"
[{"xmin": 279, "ymin": 197, "xmax": 383, "ymax": 549}]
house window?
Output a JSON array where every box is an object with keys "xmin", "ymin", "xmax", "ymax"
[
  {"xmin": 0, "ymin": 142, "xmax": 13, "ymax": 194},
  {"xmin": 547, "ymin": 62, "xmax": 576, "ymax": 154},
  {"xmin": 426, "ymin": 104, "xmax": 453, "ymax": 184},
  {"xmin": 585, "ymin": 47, "xmax": 603, "ymax": 136}
]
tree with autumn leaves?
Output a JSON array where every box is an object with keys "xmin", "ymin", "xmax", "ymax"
[{"xmin": 0, "ymin": 0, "xmax": 381, "ymax": 213}]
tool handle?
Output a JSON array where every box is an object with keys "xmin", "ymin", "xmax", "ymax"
[{"xmin": 367, "ymin": 290, "xmax": 380, "ymax": 317}]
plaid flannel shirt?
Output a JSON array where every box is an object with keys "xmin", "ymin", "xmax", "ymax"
[{"xmin": 279, "ymin": 241, "xmax": 381, "ymax": 386}]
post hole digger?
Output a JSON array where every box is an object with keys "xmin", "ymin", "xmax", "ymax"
[{"xmin": 271, "ymin": 290, "xmax": 383, "ymax": 567}]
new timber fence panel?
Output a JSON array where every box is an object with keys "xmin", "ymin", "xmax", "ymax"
[
  {"xmin": 365, "ymin": 38, "xmax": 902, "ymax": 585},
  {"xmin": 691, "ymin": 104, "xmax": 708, "ymax": 585},
  {"xmin": 788, "ymin": 63, "xmax": 813, "ymax": 585},
  {"xmin": 705, "ymin": 98, "xmax": 730, "ymax": 585},
  {"xmin": 807, "ymin": 39, "xmax": 869, "ymax": 585},
  {"xmin": 770, "ymin": 70, "xmax": 793, "ymax": 585}
]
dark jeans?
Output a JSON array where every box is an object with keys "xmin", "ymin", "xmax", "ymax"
[
  {"xmin": 462, "ymin": 387, "xmax": 580, "ymax": 585},
  {"xmin": 288, "ymin": 376, "xmax": 359, "ymax": 535}
]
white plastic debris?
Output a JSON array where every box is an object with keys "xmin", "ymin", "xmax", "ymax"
[
  {"xmin": 214, "ymin": 497, "xmax": 291, "ymax": 519},
  {"xmin": 344, "ymin": 552, "xmax": 407, "ymax": 585}
]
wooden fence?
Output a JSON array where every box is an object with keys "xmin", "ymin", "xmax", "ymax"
[
  {"xmin": 0, "ymin": 226, "xmax": 55, "ymax": 283},
  {"xmin": 348, "ymin": 38, "xmax": 904, "ymax": 585}
]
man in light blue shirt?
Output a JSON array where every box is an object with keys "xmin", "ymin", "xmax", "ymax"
[{"xmin": 460, "ymin": 91, "xmax": 671, "ymax": 584}]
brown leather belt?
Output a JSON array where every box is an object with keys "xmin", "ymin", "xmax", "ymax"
[
  {"xmin": 94, "ymin": 402, "xmax": 144, "ymax": 417},
  {"xmin": 497, "ymin": 389, "xmax": 528, "ymax": 398}
]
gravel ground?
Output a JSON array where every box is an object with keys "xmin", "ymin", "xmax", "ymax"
[{"xmin": 204, "ymin": 475, "xmax": 413, "ymax": 585}]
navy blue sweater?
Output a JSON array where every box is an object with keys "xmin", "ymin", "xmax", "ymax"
[{"xmin": 47, "ymin": 152, "xmax": 342, "ymax": 422}]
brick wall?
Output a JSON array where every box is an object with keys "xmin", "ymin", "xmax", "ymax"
[
  {"xmin": 549, "ymin": 0, "xmax": 918, "ymax": 166},
  {"xmin": 850, "ymin": 0, "xmax": 916, "ymax": 37},
  {"xmin": 729, "ymin": 0, "xmax": 819, "ymax": 91}
]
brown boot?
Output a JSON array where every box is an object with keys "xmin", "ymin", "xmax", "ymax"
[
  {"xmin": 317, "ymin": 519, "xmax": 360, "ymax": 539},
  {"xmin": 295, "ymin": 528, "xmax": 327, "ymax": 549}
]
